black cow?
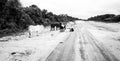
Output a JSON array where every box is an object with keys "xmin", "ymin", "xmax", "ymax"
[
  {"xmin": 50, "ymin": 24, "xmax": 56, "ymax": 31},
  {"xmin": 70, "ymin": 28, "xmax": 74, "ymax": 32},
  {"xmin": 50, "ymin": 23, "xmax": 66, "ymax": 31}
]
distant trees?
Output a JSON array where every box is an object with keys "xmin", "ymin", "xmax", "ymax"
[
  {"xmin": 88, "ymin": 14, "xmax": 120, "ymax": 22},
  {"xmin": 0, "ymin": 0, "xmax": 79, "ymax": 35},
  {"xmin": 23, "ymin": 5, "xmax": 79, "ymax": 26}
]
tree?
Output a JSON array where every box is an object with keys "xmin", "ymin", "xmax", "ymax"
[
  {"xmin": 6, "ymin": 0, "xmax": 21, "ymax": 8},
  {"xmin": 0, "ymin": 0, "xmax": 7, "ymax": 12}
]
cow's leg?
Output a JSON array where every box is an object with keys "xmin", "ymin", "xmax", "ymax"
[
  {"xmin": 50, "ymin": 25, "xmax": 52, "ymax": 31},
  {"xmin": 53, "ymin": 26, "xmax": 55, "ymax": 31},
  {"xmin": 51, "ymin": 28, "xmax": 53, "ymax": 31},
  {"xmin": 29, "ymin": 31, "xmax": 31, "ymax": 38},
  {"xmin": 53, "ymin": 27, "xmax": 55, "ymax": 31},
  {"xmin": 55, "ymin": 26, "xmax": 56, "ymax": 31},
  {"xmin": 36, "ymin": 31, "xmax": 39, "ymax": 36},
  {"xmin": 50, "ymin": 27, "xmax": 52, "ymax": 31}
]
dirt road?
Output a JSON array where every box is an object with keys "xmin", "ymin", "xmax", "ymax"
[
  {"xmin": 45, "ymin": 21, "xmax": 120, "ymax": 61},
  {"xmin": 0, "ymin": 21, "xmax": 120, "ymax": 61},
  {"xmin": 77, "ymin": 28, "xmax": 119, "ymax": 61}
]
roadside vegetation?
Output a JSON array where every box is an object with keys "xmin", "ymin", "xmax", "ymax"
[
  {"xmin": 0, "ymin": 0, "xmax": 79, "ymax": 36},
  {"xmin": 88, "ymin": 14, "xmax": 120, "ymax": 23}
]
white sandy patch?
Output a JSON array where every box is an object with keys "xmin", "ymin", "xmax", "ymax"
[
  {"xmin": 88, "ymin": 25, "xmax": 120, "ymax": 60},
  {"xmin": 0, "ymin": 31, "xmax": 70, "ymax": 61},
  {"xmin": 88, "ymin": 21, "xmax": 120, "ymax": 32}
]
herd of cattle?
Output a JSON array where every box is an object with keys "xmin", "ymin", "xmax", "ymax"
[
  {"xmin": 50, "ymin": 22, "xmax": 74, "ymax": 32},
  {"xmin": 28, "ymin": 22, "xmax": 74, "ymax": 38},
  {"xmin": 50, "ymin": 22, "xmax": 66, "ymax": 31}
]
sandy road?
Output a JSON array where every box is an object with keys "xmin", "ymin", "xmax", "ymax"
[
  {"xmin": 76, "ymin": 21, "xmax": 119, "ymax": 61},
  {"xmin": 45, "ymin": 31, "xmax": 77, "ymax": 61},
  {"xmin": 77, "ymin": 27, "xmax": 119, "ymax": 61},
  {"xmin": 1, "ymin": 21, "xmax": 120, "ymax": 61},
  {"xmin": 45, "ymin": 21, "xmax": 120, "ymax": 61}
]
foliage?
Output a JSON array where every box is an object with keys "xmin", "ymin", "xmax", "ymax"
[
  {"xmin": 0, "ymin": 0, "xmax": 79, "ymax": 35},
  {"xmin": 88, "ymin": 14, "xmax": 120, "ymax": 22}
]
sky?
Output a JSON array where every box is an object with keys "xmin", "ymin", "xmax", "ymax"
[{"xmin": 20, "ymin": 0, "xmax": 120, "ymax": 19}]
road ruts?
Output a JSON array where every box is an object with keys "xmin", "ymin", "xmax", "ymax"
[
  {"xmin": 85, "ymin": 29, "xmax": 119, "ymax": 61},
  {"xmin": 45, "ymin": 32, "xmax": 77, "ymax": 61},
  {"xmin": 77, "ymin": 27, "xmax": 119, "ymax": 61},
  {"xmin": 45, "ymin": 22, "xmax": 119, "ymax": 61}
]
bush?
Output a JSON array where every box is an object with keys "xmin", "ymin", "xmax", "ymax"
[
  {"xmin": 0, "ymin": 0, "xmax": 79, "ymax": 36},
  {"xmin": 88, "ymin": 14, "xmax": 120, "ymax": 23}
]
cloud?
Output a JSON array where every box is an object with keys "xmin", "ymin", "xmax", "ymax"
[{"xmin": 20, "ymin": 0, "xmax": 120, "ymax": 19}]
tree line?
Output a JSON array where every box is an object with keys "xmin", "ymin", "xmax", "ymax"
[
  {"xmin": 88, "ymin": 14, "xmax": 120, "ymax": 23},
  {"xmin": 0, "ymin": 0, "xmax": 79, "ymax": 35}
]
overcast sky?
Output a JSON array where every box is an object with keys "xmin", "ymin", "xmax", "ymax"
[{"xmin": 20, "ymin": 0, "xmax": 120, "ymax": 19}]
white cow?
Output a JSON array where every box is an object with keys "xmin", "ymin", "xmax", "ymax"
[{"xmin": 28, "ymin": 25, "xmax": 44, "ymax": 38}]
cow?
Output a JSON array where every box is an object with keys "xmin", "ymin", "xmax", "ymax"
[
  {"xmin": 50, "ymin": 24, "xmax": 57, "ymax": 31},
  {"xmin": 28, "ymin": 25, "xmax": 44, "ymax": 38},
  {"xmin": 59, "ymin": 23, "xmax": 66, "ymax": 32}
]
